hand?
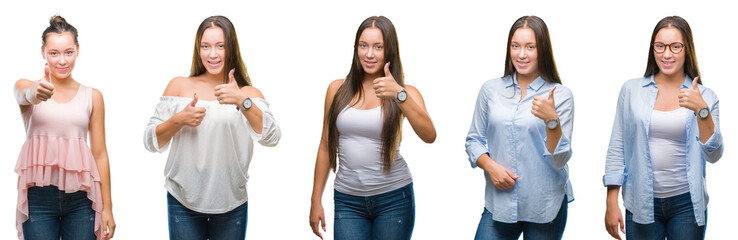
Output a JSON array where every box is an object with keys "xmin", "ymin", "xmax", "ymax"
[
  {"xmin": 177, "ymin": 93, "xmax": 206, "ymax": 127},
  {"xmin": 309, "ymin": 202, "xmax": 327, "ymax": 239},
  {"xmin": 604, "ymin": 203, "xmax": 624, "ymax": 240},
  {"xmin": 372, "ymin": 62, "xmax": 403, "ymax": 99},
  {"xmin": 485, "ymin": 161, "xmax": 520, "ymax": 190},
  {"xmin": 32, "ymin": 64, "xmax": 55, "ymax": 103},
  {"xmin": 214, "ymin": 68, "xmax": 246, "ymax": 107},
  {"xmin": 102, "ymin": 208, "xmax": 116, "ymax": 239},
  {"xmin": 531, "ymin": 87, "xmax": 557, "ymax": 121},
  {"xmin": 679, "ymin": 76, "xmax": 708, "ymax": 114}
]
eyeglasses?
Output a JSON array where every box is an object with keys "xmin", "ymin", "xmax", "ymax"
[{"xmin": 653, "ymin": 42, "xmax": 684, "ymax": 54}]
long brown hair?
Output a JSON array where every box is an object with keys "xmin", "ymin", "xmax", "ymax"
[
  {"xmin": 327, "ymin": 16, "xmax": 404, "ymax": 173},
  {"xmin": 190, "ymin": 15, "xmax": 251, "ymax": 87},
  {"xmin": 644, "ymin": 16, "xmax": 701, "ymax": 84},
  {"xmin": 42, "ymin": 15, "xmax": 78, "ymax": 48},
  {"xmin": 503, "ymin": 16, "xmax": 561, "ymax": 84}
]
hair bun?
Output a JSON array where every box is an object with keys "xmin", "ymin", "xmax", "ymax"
[{"xmin": 49, "ymin": 15, "xmax": 67, "ymax": 25}]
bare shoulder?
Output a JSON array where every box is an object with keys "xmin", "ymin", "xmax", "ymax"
[
  {"xmin": 327, "ymin": 79, "xmax": 344, "ymax": 96},
  {"xmin": 241, "ymin": 85, "xmax": 265, "ymax": 99},
  {"xmin": 162, "ymin": 76, "xmax": 190, "ymax": 97},
  {"xmin": 91, "ymin": 88, "xmax": 105, "ymax": 112}
]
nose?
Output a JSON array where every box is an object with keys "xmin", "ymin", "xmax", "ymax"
[
  {"xmin": 59, "ymin": 55, "xmax": 67, "ymax": 64},
  {"xmin": 663, "ymin": 49, "xmax": 672, "ymax": 58},
  {"xmin": 517, "ymin": 48, "xmax": 526, "ymax": 59},
  {"xmin": 366, "ymin": 48, "xmax": 375, "ymax": 58},
  {"xmin": 209, "ymin": 48, "xmax": 217, "ymax": 58}
]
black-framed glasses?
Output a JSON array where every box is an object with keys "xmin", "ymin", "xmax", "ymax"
[{"xmin": 653, "ymin": 42, "xmax": 685, "ymax": 54}]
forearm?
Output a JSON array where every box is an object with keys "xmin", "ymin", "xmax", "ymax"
[
  {"xmin": 241, "ymin": 105, "xmax": 264, "ymax": 134},
  {"xmin": 155, "ymin": 116, "xmax": 184, "ymax": 149},
  {"xmin": 311, "ymin": 149, "xmax": 331, "ymax": 204},
  {"xmin": 476, "ymin": 153, "xmax": 497, "ymax": 173},
  {"xmin": 697, "ymin": 113, "xmax": 714, "ymax": 144},
  {"xmin": 606, "ymin": 186, "xmax": 621, "ymax": 206},
  {"xmin": 14, "ymin": 82, "xmax": 38, "ymax": 105},
  {"xmin": 545, "ymin": 125, "xmax": 563, "ymax": 154},
  {"xmin": 397, "ymin": 96, "xmax": 436, "ymax": 143},
  {"xmin": 95, "ymin": 154, "xmax": 113, "ymax": 209}
]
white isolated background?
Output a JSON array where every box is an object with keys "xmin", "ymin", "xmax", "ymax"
[{"xmin": 0, "ymin": 0, "xmax": 735, "ymax": 239}]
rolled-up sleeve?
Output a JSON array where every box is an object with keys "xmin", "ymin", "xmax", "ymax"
[
  {"xmin": 465, "ymin": 82, "xmax": 490, "ymax": 168},
  {"xmin": 248, "ymin": 98, "xmax": 281, "ymax": 147},
  {"xmin": 603, "ymin": 85, "xmax": 627, "ymax": 186},
  {"xmin": 144, "ymin": 99, "xmax": 175, "ymax": 153},
  {"xmin": 700, "ymin": 90, "xmax": 723, "ymax": 163},
  {"xmin": 543, "ymin": 86, "xmax": 574, "ymax": 169}
]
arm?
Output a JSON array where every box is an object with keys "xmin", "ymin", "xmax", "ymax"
[
  {"xmin": 700, "ymin": 93, "xmax": 723, "ymax": 163},
  {"xmin": 465, "ymin": 81, "xmax": 519, "ymax": 189},
  {"xmin": 143, "ymin": 78, "xmax": 205, "ymax": 152},
  {"xmin": 309, "ymin": 79, "xmax": 342, "ymax": 239},
  {"xmin": 14, "ymin": 68, "xmax": 54, "ymax": 113},
  {"xmin": 533, "ymin": 86, "xmax": 574, "ymax": 169},
  {"xmin": 605, "ymin": 186, "xmax": 624, "ymax": 240},
  {"xmin": 89, "ymin": 89, "xmax": 116, "ymax": 239},
  {"xmin": 398, "ymin": 85, "xmax": 436, "ymax": 143}
]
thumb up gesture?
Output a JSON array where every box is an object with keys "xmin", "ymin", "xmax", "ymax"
[
  {"xmin": 177, "ymin": 93, "xmax": 206, "ymax": 127},
  {"xmin": 32, "ymin": 64, "xmax": 55, "ymax": 104},
  {"xmin": 531, "ymin": 87, "xmax": 557, "ymax": 121},
  {"xmin": 372, "ymin": 62, "xmax": 402, "ymax": 99},
  {"xmin": 214, "ymin": 68, "xmax": 246, "ymax": 107},
  {"xmin": 678, "ymin": 76, "xmax": 708, "ymax": 114}
]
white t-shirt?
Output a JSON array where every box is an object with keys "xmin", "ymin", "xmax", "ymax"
[
  {"xmin": 144, "ymin": 96, "xmax": 280, "ymax": 213},
  {"xmin": 648, "ymin": 108, "xmax": 689, "ymax": 198}
]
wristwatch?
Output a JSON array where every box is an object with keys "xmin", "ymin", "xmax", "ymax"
[
  {"xmin": 237, "ymin": 97, "xmax": 252, "ymax": 111},
  {"xmin": 546, "ymin": 118, "xmax": 560, "ymax": 130},
  {"xmin": 394, "ymin": 88, "xmax": 407, "ymax": 103},
  {"xmin": 697, "ymin": 107, "xmax": 709, "ymax": 119}
]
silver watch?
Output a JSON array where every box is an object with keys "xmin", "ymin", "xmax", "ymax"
[
  {"xmin": 697, "ymin": 107, "xmax": 709, "ymax": 119},
  {"xmin": 237, "ymin": 97, "xmax": 252, "ymax": 111},
  {"xmin": 546, "ymin": 118, "xmax": 560, "ymax": 130},
  {"xmin": 393, "ymin": 88, "xmax": 407, "ymax": 103}
]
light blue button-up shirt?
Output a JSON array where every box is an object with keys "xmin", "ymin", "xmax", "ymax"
[
  {"xmin": 603, "ymin": 75, "xmax": 723, "ymax": 226},
  {"xmin": 465, "ymin": 74, "xmax": 574, "ymax": 223}
]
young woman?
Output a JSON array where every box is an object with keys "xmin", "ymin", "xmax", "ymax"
[
  {"xmin": 465, "ymin": 16, "xmax": 574, "ymax": 240},
  {"xmin": 143, "ymin": 15, "xmax": 281, "ymax": 239},
  {"xmin": 13, "ymin": 15, "xmax": 116, "ymax": 240},
  {"xmin": 308, "ymin": 16, "xmax": 436, "ymax": 240},
  {"xmin": 603, "ymin": 16, "xmax": 723, "ymax": 240}
]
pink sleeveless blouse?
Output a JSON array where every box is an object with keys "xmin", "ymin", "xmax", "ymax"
[{"xmin": 15, "ymin": 85, "xmax": 103, "ymax": 239}]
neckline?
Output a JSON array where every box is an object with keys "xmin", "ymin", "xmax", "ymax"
[
  {"xmin": 49, "ymin": 85, "xmax": 83, "ymax": 104},
  {"xmin": 653, "ymin": 108, "xmax": 685, "ymax": 113},
  {"xmin": 348, "ymin": 105, "xmax": 381, "ymax": 111}
]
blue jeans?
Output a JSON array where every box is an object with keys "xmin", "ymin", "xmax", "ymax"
[
  {"xmin": 22, "ymin": 185, "xmax": 96, "ymax": 240},
  {"xmin": 167, "ymin": 192, "xmax": 248, "ymax": 240},
  {"xmin": 474, "ymin": 197, "xmax": 567, "ymax": 240},
  {"xmin": 334, "ymin": 183, "xmax": 415, "ymax": 240},
  {"xmin": 625, "ymin": 192, "xmax": 706, "ymax": 240}
]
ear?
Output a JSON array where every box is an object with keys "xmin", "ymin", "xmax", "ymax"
[{"xmin": 75, "ymin": 44, "xmax": 80, "ymax": 57}]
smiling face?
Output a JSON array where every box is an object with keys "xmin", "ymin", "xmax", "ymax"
[
  {"xmin": 200, "ymin": 26, "xmax": 226, "ymax": 76},
  {"xmin": 357, "ymin": 27, "xmax": 385, "ymax": 76},
  {"xmin": 42, "ymin": 32, "xmax": 78, "ymax": 80},
  {"xmin": 653, "ymin": 26, "xmax": 685, "ymax": 77},
  {"xmin": 510, "ymin": 27, "xmax": 539, "ymax": 79}
]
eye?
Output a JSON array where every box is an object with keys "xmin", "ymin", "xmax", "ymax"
[
  {"xmin": 49, "ymin": 52, "xmax": 58, "ymax": 56},
  {"xmin": 359, "ymin": 44, "xmax": 367, "ymax": 48},
  {"xmin": 672, "ymin": 44, "xmax": 682, "ymax": 49},
  {"xmin": 511, "ymin": 44, "xmax": 519, "ymax": 49},
  {"xmin": 654, "ymin": 43, "xmax": 665, "ymax": 49},
  {"xmin": 218, "ymin": 45, "xmax": 224, "ymax": 49},
  {"xmin": 376, "ymin": 45, "xmax": 383, "ymax": 50},
  {"xmin": 527, "ymin": 45, "xmax": 536, "ymax": 50},
  {"xmin": 201, "ymin": 45, "xmax": 209, "ymax": 49},
  {"xmin": 66, "ymin": 51, "xmax": 74, "ymax": 55}
]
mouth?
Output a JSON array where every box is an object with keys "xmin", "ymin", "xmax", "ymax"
[
  {"xmin": 364, "ymin": 60, "xmax": 377, "ymax": 68},
  {"xmin": 207, "ymin": 60, "xmax": 222, "ymax": 68},
  {"xmin": 661, "ymin": 60, "xmax": 675, "ymax": 67},
  {"xmin": 56, "ymin": 67, "xmax": 69, "ymax": 72},
  {"xmin": 516, "ymin": 61, "xmax": 529, "ymax": 68}
]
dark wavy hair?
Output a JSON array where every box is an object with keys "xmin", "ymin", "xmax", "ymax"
[
  {"xmin": 644, "ymin": 16, "xmax": 701, "ymax": 84},
  {"xmin": 327, "ymin": 16, "xmax": 404, "ymax": 173},
  {"xmin": 503, "ymin": 15, "xmax": 561, "ymax": 84},
  {"xmin": 190, "ymin": 15, "xmax": 251, "ymax": 87}
]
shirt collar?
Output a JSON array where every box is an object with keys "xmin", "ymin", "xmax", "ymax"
[
  {"xmin": 643, "ymin": 74, "xmax": 693, "ymax": 89},
  {"xmin": 510, "ymin": 73, "xmax": 546, "ymax": 91}
]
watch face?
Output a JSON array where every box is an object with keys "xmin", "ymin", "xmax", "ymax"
[
  {"xmin": 398, "ymin": 91, "xmax": 407, "ymax": 102},
  {"xmin": 242, "ymin": 98, "xmax": 252, "ymax": 109},
  {"xmin": 547, "ymin": 119, "xmax": 558, "ymax": 129},
  {"xmin": 699, "ymin": 108, "xmax": 709, "ymax": 118}
]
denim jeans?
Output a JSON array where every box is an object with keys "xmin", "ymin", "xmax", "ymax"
[
  {"xmin": 474, "ymin": 196, "xmax": 567, "ymax": 240},
  {"xmin": 334, "ymin": 183, "xmax": 415, "ymax": 240},
  {"xmin": 22, "ymin": 185, "xmax": 96, "ymax": 240},
  {"xmin": 625, "ymin": 192, "xmax": 706, "ymax": 240},
  {"xmin": 167, "ymin": 192, "xmax": 248, "ymax": 240}
]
